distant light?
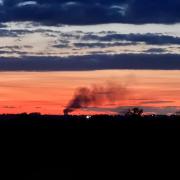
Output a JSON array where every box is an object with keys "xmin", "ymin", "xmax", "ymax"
[{"xmin": 86, "ymin": 115, "xmax": 91, "ymax": 120}]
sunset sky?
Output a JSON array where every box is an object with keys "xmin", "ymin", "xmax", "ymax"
[{"xmin": 0, "ymin": 0, "xmax": 180, "ymax": 115}]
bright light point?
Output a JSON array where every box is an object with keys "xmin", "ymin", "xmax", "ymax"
[{"xmin": 86, "ymin": 116, "xmax": 91, "ymax": 120}]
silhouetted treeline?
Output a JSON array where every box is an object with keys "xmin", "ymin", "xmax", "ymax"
[{"xmin": 0, "ymin": 113, "xmax": 179, "ymax": 128}]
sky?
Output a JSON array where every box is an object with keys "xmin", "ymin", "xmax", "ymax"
[{"xmin": 0, "ymin": 0, "xmax": 180, "ymax": 115}]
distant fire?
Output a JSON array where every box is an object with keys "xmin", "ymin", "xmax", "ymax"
[{"xmin": 64, "ymin": 82, "xmax": 128, "ymax": 115}]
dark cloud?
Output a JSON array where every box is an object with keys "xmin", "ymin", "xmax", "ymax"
[
  {"xmin": 53, "ymin": 44, "xmax": 70, "ymax": 48},
  {"xmin": 0, "ymin": 28, "xmax": 34, "ymax": 37},
  {"xmin": 0, "ymin": 50, "xmax": 10, "ymax": 54},
  {"xmin": 0, "ymin": 54, "xmax": 180, "ymax": 71},
  {"xmin": 0, "ymin": 23, "xmax": 6, "ymax": 28},
  {"xmin": 0, "ymin": 29, "xmax": 18, "ymax": 37},
  {"xmin": 83, "ymin": 33, "xmax": 180, "ymax": 45},
  {"xmin": 0, "ymin": 49, "xmax": 27, "ymax": 55},
  {"xmin": 2, "ymin": 106, "xmax": 16, "ymax": 109},
  {"xmin": 145, "ymin": 48, "xmax": 166, "ymax": 53},
  {"xmin": 140, "ymin": 101, "xmax": 174, "ymax": 105},
  {"xmin": 0, "ymin": 0, "xmax": 180, "ymax": 25},
  {"xmin": 0, "ymin": 46, "xmax": 21, "ymax": 49},
  {"xmin": 73, "ymin": 42, "xmax": 136, "ymax": 48},
  {"xmin": 53, "ymin": 33, "xmax": 180, "ymax": 51}
]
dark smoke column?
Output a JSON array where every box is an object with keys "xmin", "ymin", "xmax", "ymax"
[
  {"xmin": 63, "ymin": 108, "xmax": 73, "ymax": 116},
  {"xmin": 63, "ymin": 83, "xmax": 128, "ymax": 115},
  {"xmin": 63, "ymin": 109, "xmax": 69, "ymax": 116},
  {"xmin": 64, "ymin": 88, "xmax": 90, "ymax": 115}
]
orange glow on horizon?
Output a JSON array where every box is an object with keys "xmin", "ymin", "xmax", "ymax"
[{"xmin": 0, "ymin": 70, "xmax": 179, "ymax": 115}]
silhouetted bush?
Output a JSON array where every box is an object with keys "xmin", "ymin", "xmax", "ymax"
[{"xmin": 125, "ymin": 107, "xmax": 144, "ymax": 117}]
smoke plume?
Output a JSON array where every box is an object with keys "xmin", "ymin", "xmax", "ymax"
[{"xmin": 64, "ymin": 82, "xmax": 128, "ymax": 115}]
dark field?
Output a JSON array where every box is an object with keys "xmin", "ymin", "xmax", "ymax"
[
  {"xmin": 0, "ymin": 113, "xmax": 180, "ymax": 128},
  {"xmin": 0, "ymin": 113, "xmax": 178, "ymax": 180}
]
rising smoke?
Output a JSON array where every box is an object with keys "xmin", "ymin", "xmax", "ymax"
[{"xmin": 64, "ymin": 82, "xmax": 128, "ymax": 115}]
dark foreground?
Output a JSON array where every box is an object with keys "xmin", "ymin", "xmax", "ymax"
[
  {"xmin": 0, "ymin": 114, "xmax": 179, "ymax": 179},
  {"xmin": 0, "ymin": 113, "xmax": 180, "ymax": 128}
]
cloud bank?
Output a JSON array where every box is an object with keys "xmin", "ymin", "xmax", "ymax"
[
  {"xmin": 1, "ymin": 0, "xmax": 180, "ymax": 25},
  {"xmin": 1, "ymin": 22, "xmax": 180, "ymax": 58},
  {"xmin": 0, "ymin": 54, "xmax": 180, "ymax": 71}
]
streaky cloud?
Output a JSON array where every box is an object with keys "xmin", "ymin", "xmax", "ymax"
[
  {"xmin": 82, "ymin": 33, "xmax": 180, "ymax": 45},
  {"xmin": 0, "ymin": 54, "xmax": 180, "ymax": 71}
]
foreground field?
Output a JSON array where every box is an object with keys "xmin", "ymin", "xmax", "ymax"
[{"xmin": 0, "ymin": 114, "xmax": 180, "ymax": 128}]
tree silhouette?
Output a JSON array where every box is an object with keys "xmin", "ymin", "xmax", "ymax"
[
  {"xmin": 125, "ymin": 107, "xmax": 144, "ymax": 117},
  {"xmin": 175, "ymin": 111, "xmax": 180, "ymax": 116}
]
